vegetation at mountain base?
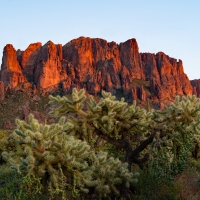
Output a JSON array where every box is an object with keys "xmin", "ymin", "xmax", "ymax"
[{"xmin": 1, "ymin": 88, "xmax": 200, "ymax": 199}]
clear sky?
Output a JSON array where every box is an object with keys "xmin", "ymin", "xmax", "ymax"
[{"xmin": 0, "ymin": 1, "xmax": 199, "ymax": 80}]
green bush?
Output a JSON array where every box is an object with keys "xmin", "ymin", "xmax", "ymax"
[
  {"xmin": 0, "ymin": 164, "xmax": 49, "ymax": 200},
  {"xmin": 0, "ymin": 164, "xmax": 22, "ymax": 199},
  {"xmin": 135, "ymin": 169, "xmax": 181, "ymax": 200}
]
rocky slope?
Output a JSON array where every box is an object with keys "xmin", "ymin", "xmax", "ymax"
[{"xmin": 0, "ymin": 37, "xmax": 194, "ymax": 107}]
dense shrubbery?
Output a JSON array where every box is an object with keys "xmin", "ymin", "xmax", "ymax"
[{"xmin": 1, "ymin": 88, "xmax": 200, "ymax": 199}]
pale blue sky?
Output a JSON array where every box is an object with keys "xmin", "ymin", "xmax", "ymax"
[{"xmin": 0, "ymin": 1, "xmax": 199, "ymax": 79}]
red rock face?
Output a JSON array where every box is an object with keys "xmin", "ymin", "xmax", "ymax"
[
  {"xmin": 62, "ymin": 37, "xmax": 145, "ymax": 95},
  {"xmin": 63, "ymin": 37, "xmax": 121, "ymax": 94},
  {"xmin": 21, "ymin": 42, "xmax": 42, "ymax": 79},
  {"xmin": 0, "ymin": 37, "xmax": 195, "ymax": 103},
  {"xmin": 141, "ymin": 52, "xmax": 192, "ymax": 100},
  {"xmin": 1, "ymin": 44, "xmax": 26, "ymax": 87},
  {"xmin": 34, "ymin": 41, "xmax": 65, "ymax": 89}
]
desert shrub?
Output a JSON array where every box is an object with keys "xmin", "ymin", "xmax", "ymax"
[
  {"xmin": 0, "ymin": 164, "xmax": 49, "ymax": 200},
  {"xmin": 135, "ymin": 168, "xmax": 181, "ymax": 200},
  {"xmin": 0, "ymin": 164, "xmax": 22, "ymax": 199}
]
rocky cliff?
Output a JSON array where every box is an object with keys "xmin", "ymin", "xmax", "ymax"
[{"xmin": 0, "ymin": 37, "xmax": 194, "ymax": 106}]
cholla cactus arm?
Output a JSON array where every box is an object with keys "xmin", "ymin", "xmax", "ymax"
[
  {"xmin": 87, "ymin": 151, "xmax": 138, "ymax": 198},
  {"xmin": 49, "ymin": 88, "xmax": 87, "ymax": 117},
  {"xmin": 0, "ymin": 130, "xmax": 13, "ymax": 160}
]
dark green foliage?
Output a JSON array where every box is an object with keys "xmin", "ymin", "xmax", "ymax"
[
  {"xmin": 0, "ymin": 164, "xmax": 48, "ymax": 200},
  {"xmin": 134, "ymin": 150, "xmax": 183, "ymax": 199},
  {"xmin": 0, "ymin": 164, "xmax": 22, "ymax": 199},
  {"xmin": 135, "ymin": 168, "xmax": 181, "ymax": 200}
]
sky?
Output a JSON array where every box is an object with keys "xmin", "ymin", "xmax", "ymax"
[{"xmin": 0, "ymin": 0, "xmax": 200, "ymax": 80}]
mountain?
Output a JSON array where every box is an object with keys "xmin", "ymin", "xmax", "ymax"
[{"xmin": 0, "ymin": 37, "xmax": 194, "ymax": 105}]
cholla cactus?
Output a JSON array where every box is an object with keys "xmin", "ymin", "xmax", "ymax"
[
  {"xmin": 88, "ymin": 151, "xmax": 139, "ymax": 198},
  {"xmin": 2, "ymin": 114, "xmax": 135, "ymax": 198},
  {"xmin": 151, "ymin": 95, "xmax": 200, "ymax": 152},
  {"xmin": 49, "ymin": 88, "xmax": 153, "ymax": 169},
  {"xmin": 50, "ymin": 89, "xmax": 151, "ymax": 141},
  {"xmin": 0, "ymin": 130, "xmax": 15, "ymax": 165},
  {"xmin": 0, "ymin": 131, "xmax": 9, "ymax": 152},
  {"xmin": 49, "ymin": 89, "xmax": 200, "ymax": 172},
  {"xmin": 149, "ymin": 95, "xmax": 200, "ymax": 174}
]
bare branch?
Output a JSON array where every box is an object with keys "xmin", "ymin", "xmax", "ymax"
[
  {"xmin": 93, "ymin": 128, "xmax": 126, "ymax": 149},
  {"xmin": 131, "ymin": 130, "xmax": 156, "ymax": 157}
]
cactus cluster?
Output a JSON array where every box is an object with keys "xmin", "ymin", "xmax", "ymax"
[
  {"xmin": 151, "ymin": 95, "xmax": 200, "ymax": 161},
  {"xmin": 2, "ymin": 114, "xmax": 135, "ymax": 198},
  {"xmin": 49, "ymin": 89, "xmax": 200, "ymax": 170},
  {"xmin": 49, "ymin": 89, "xmax": 152, "ymax": 149}
]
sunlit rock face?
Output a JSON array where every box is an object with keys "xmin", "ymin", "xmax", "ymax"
[
  {"xmin": 62, "ymin": 37, "xmax": 145, "ymax": 95},
  {"xmin": 0, "ymin": 37, "xmax": 194, "ymax": 104},
  {"xmin": 141, "ymin": 52, "xmax": 192, "ymax": 101},
  {"xmin": 1, "ymin": 44, "xmax": 26, "ymax": 88},
  {"xmin": 33, "ymin": 41, "xmax": 65, "ymax": 89},
  {"xmin": 20, "ymin": 42, "xmax": 42, "ymax": 78}
]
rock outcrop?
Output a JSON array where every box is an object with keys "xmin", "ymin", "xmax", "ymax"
[
  {"xmin": 0, "ymin": 37, "xmax": 195, "ymax": 105},
  {"xmin": 22, "ymin": 108, "xmax": 46, "ymax": 124},
  {"xmin": 34, "ymin": 41, "xmax": 64, "ymax": 89},
  {"xmin": 191, "ymin": 79, "xmax": 200, "ymax": 97},
  {"xmin": 21, "ymin": 42, "xmax": 42, "ymax": 81},
  {"xmin": 1, "ymin": 44, "xmax": 26, "ymax": 88},
  {"xmin": 141, "ymin": 52, "xmax": 192, "ymax": 100}
]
